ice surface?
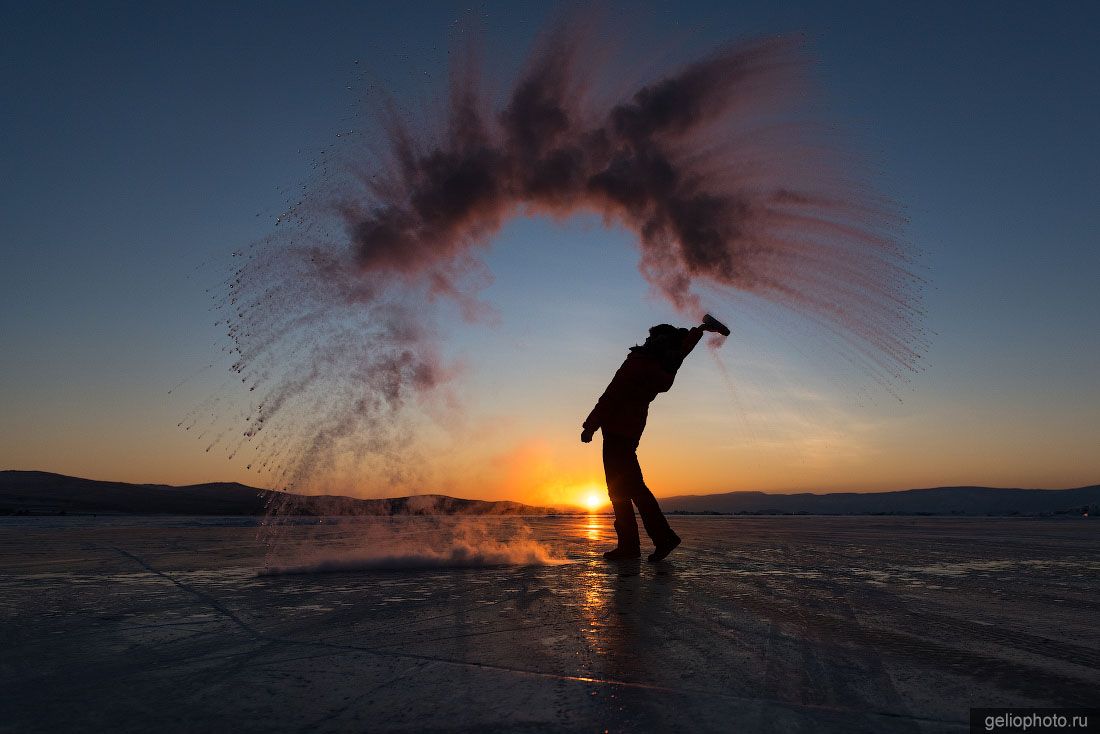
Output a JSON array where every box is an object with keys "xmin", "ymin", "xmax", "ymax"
[{"xmin": 0, "ymin": 516, "xmax": 1097, "ymax": 732}]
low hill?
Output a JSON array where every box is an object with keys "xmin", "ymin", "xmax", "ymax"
[
  {"xmin": 661, "ymin": 485, "xmax": 1100, "ymax": 516},
  {"xmin": 0, "ymin": 471, "xmax": 558, "ymax": 516},
  {"xmin": 3, "ymin": 471, "xmax": 1096, "ymax": 517}
]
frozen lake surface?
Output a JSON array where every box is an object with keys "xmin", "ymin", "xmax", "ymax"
[{"xmin": 1, "ymin": 515, "xmax": 1097, "ymax": 732}]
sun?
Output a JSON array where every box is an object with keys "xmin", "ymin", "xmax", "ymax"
[{"xmin": 581, "ymin": 489, "xmax": 605, "ymax": 512}]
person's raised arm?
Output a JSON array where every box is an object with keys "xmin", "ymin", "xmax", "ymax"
[{"xmin": 678, "ymin": 325, "xmax": 705, "ymax": 359}]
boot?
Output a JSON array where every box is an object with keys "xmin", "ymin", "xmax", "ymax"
[
  {"xmin": 647, "ymin": 532, "xmax": 681, "ymax": 562},
  {"xmin": 702, "ymin": 313, "xmax": 731, "ymax": 336},
  {"xmin": 603, "ymin": 547, "xmax": 641, "ymax": 560}
]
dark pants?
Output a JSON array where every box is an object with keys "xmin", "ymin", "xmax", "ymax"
[{"xmin": 602, "ymin": 432, "xmax": 675, "ymax": 551}]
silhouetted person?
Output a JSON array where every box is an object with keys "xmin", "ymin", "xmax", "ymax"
[{"xmin": 582, "ymin": 315, "xmax": 730, "ymax": 562}]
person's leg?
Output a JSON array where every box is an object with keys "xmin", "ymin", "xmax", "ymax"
[
  {"xmin": 602, "ymin": 433, "xmax": 641, "ymax": 555},
  {"xmin": 633, "ymin": 488, "xmax": 675, "ymax": 545},
  {"xmin": 609, "ymin": 499, "xmax": 640, "ymax": 556},
  {"xmin": 622, "ymin": 439, "xmax": 681, "ymax": 561}
]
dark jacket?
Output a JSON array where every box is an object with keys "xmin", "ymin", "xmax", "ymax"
[{"xmin": 583, "ymin": 326, "xmax": 704, "ymax": 440}]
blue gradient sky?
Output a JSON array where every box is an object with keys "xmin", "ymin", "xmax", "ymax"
[{"xmin": 2, "ymin": 1, "xmax": 1098, "ymax": 498}]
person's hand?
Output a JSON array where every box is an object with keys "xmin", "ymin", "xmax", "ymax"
[{"xmin": 580, "ymin": 428, "xmax": 594, "ymax": 443}]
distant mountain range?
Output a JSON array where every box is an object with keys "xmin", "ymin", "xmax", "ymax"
[
  {"xmin": 0, "ymin": 471, "xmax": 558, "ymax": 516},
  {"xmin": 661, "ymin": 486, "xmax": 1099, "ymax": 516},
  {"xmin": 1, "ymin": 470, "xmax": 1097, "ymax": 517}
]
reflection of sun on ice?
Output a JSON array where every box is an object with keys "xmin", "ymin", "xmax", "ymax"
[{"xmin": 577, "ymin": 484, "xmax": 608, "ymax": 541}]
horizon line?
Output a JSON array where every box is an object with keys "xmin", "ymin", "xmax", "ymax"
[{"xmin": 4, "ymin": 469, "xmax": 1097, "ymax": 505}]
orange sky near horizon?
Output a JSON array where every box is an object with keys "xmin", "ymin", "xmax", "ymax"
[{"xmin": 4, "ymin": 308, "xmax": 1098, "ymax": 508}]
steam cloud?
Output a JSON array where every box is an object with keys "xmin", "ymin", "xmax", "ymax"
[
  {"xmin": 259, "ymin": 518, "xmax": 568, "ymax": 574},
  {"xmin": 202, "ymin": 19, "xmax": 925, "ymax": 496}
]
